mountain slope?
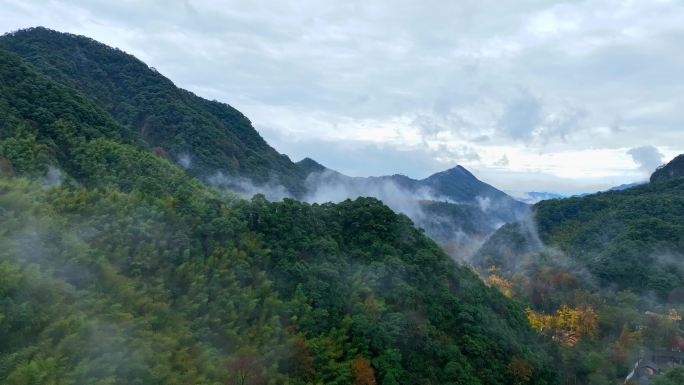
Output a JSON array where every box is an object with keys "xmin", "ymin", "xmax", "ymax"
[
  {"xmin": 473, "ymin": 155, "xmax": 684, "ymax": 384},
  {"xmin": 0, "ymin": 35, "xmax": 558, "ymax": 384},
  {"xmin": 302, "ymin": 160, "xmax": 528, "ymax": 257},
  {"xmin": 302, "ymin": 160, "xmax": 525, "ymax": 208},
  {"xmin": 422, "ymin": 165, "xmax": 519, "ymax": 204},
  {"xmin": 0, "ymin": 26, "xmax": 528, "ymax": 256},
  {"xmin": 478, "ymin": 162, "xmax": 684, "ymax": 294},
  {"xmin": 651, "ymin": 154, "xmax": 684, "ymax": 183},
  {"xmin": 0, "ymin": 27, "xmax": 307, "ymax": 195}
]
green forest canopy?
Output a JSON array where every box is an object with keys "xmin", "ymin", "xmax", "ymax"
[{"xmin": 0, "ymin": 29, "xmax": 558, "ymax": 385}]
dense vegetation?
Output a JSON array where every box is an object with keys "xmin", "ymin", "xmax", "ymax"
[
  {"xmin": 300, "ymin": 158, "xmax": 528, "ymax": 259},
  {"xmin": 0, "ymin": 27, "xmax": 307, "ymax": 196},
  {"xmin": 0, "ymin": 26, "xmax": 532, "ymax": 260},
  {"xmin": 476, "ymin": 158, "xmax": 684, "ymax": 384},
  {"xmin": 0, "ymin": 29, "xmax": 559, "ymax": 384}
]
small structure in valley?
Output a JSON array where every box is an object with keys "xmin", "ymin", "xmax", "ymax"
[{"xmin": 625, "ymin": 360, "xmax": 661, "ymax": 385}]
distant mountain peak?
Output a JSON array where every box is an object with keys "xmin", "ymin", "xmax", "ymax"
[
  {"xmin": 608, "ymin": 182, "xmax": 644, "ymax": 191},
  {"xmin": 433, "ymin": 165, "xmax": 473, "ymax": 177},
  {"xmin": 296, "ymin": 157, "xmax": 327, "ymax": 174}
]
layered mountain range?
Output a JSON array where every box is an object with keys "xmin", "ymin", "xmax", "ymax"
[
  {"xmin": 0, "ymin": 27, "xmax": 527, "ymax": 260},
  {"xmin": 4, "ymin": 26, "xmax": 682, "ymax": 385},
  {"xmin": 298, "ymin": 158, "xmax": 528, "ymax": 257},
  {"xmin": 0, "ymin": 27, "xmax": 557, "ymax": 385},
  {"xmin": 474, "ymin": 154, "xmax": 684, "ymax": 384}
]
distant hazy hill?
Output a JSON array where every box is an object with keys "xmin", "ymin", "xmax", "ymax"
[
  {"xmin": 512, "ymin": 191, "xmax": 566, "ymax": 204},
  {"xmin": 300, "ymin": 157, "xmax": 524, "ymax": 205},
  {"xmin": 0, "ymin": 28, "xmax": 558, "ymax": 384},
  {"xmin": 608, "ymin": 182, "xmax": 643, "ymax": 191},
  {"xmin": 300, "ymin": 158, "xmax": 528, "ymax": 258}
]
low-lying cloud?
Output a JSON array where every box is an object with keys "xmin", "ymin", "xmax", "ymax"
[
  {"xmin": 206, "ymin": 164, "xmax": 526, "ymax": 259},
  {"xmin": 627, "ymin": 145, "xmax": 663, "ymax": 174},
  {"xmin": 207, "ymin": 171, "xmax": 292, "ymax": 202}
]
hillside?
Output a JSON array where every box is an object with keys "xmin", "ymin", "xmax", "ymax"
[
  {"xmin": 0, "ymin": 27, "xmax": 307, "ymax": 196},
  {"xmin": 651, "ymin": 154, "xmax": 684, "ymax": 183},
  {"xmin": 301, "ymin": 159, "xmax": 528, "ymax": 258},
  {"xmin": 474, "ymin": 155, "xmax": 684, "ymax": 384},
  {"xmin": 0, "ymin": 31, "xmax": 558, "ymax": 385},
  {"xmin": 478, "ymin": 164, "xmax": 684, "ymax": 295}
]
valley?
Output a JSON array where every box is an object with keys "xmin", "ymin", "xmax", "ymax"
[{"xmin": 0, "ymin": 26, "xmax": 682, "ymax": 385}]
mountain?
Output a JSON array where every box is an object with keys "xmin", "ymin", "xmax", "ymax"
[
  {"xmin": 512, "ymin": 192, "xmax": 566, "ymax": 204},
  {"xmin": 473, "ymin": 154, "xmax": 684, "ymax": 384},
  {"xmin": 0, "ymin": 28, "xmax": 558, "ymax": 385},
  {"xmin": 608, "ymin": 182, "xmax": 643, "ymax": 191},
  {"xmin": 301, "ymin": 160, "xmax": 528, "ymax": 258},
  {"xmin": 300, "ymin": 158, "xmax": 525, "ymax": 208},
  {"xmin": 422, "ymin": 165, "xmax": 519, "ymax": 204},
  {"xmin": 0, "ymin": 27, "xmax": 527, "ymax": 245},
  {"xmin": 478, "ymin": 158, "xmax": 684, "ymax": 294},
  {"xmin": 296, "ymin": 157, "xmax": 327, "ymax": 175},
  {"xmin": 0, "ymin": 27, "xmax": 308, "ymax": 196},
  {"xmin": 651, "ymin": 154, "xmax": 684, "ymax": 183}
]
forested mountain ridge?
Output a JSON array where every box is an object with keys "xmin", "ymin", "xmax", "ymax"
[
  {"xmin": 0, "ymin": 30, "xmax": 559, "ymax": 385},
  {"xmin": 301, "ymin": 158, "xmax": 528, "ymax": 258},
  {"xmin": 474, "ymin": 155, "xmax": 684, "ymax": 384},
  {"xmin": 0, "ymin": 27, "xmax": 308, "ymax": 196},
  {"xmin": 301, "ymin": 158, "xmax": 526, "ymax": 209},
  {"xmin": 477, "ymin": 159, "xmax": 684, "ymax": 295}
]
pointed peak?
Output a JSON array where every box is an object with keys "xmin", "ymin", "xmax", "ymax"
[
  {"xmin": 428, "ymin": 165, "xmax": 476, "ymax": 180},
  {"xmin": 297, "ymin": 157, "xmax": 328, "ymax": 174}
]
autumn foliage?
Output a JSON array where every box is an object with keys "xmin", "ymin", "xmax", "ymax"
[
  {"xmin": 352, "ymin": 356, "xmax": 377, "ymax": 385},
  {"xmin": 486, "ymin": 274, "xmax": 513, "ymax": 297},
  {"xmin": 526, "ymin": 304, "xmax": 598, "ymax": 346}
]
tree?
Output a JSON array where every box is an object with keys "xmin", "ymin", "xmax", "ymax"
[
  {"xmin": 653, "ymin": 367, "xmax": 684, "ymax": 385},
  {"xmin": 508, "ymin": 357, "xmax": 532, "ymax": 385},
  {"xmin": 352, "ymin": 356, "xmax": 377, "ymax": 385},
  {"xmin": 226, "ymin": 354, "xmax": 265, "ymax": 385}
]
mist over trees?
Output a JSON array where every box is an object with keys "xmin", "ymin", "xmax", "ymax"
[
  {"xmin": 3, "ymin": 25, "xmax": 684, "ymax": 385},
  {"xmin": 0, "ymin": 28, "xmax": 559, "ymax": 385},
  {"xmin": 475, "ymin": 157, "xmax": 684, "ymax": 384}
]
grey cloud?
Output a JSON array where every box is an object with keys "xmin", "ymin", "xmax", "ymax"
[
  {"xmin": 498, "ymin": 90, "xmax": 542, "ymax": 141},
  {"xmin": 435, "ymin": 144, "xmax": 480, "ymax": 163},
  {"xmin": 411, "ymin": 112, "xmax": 468, "ymax": 139},
  {"xmin": 627, "ymin": 145, "xmax": 663, "ymax": 174},
  {"xmin": 494, "ymin": 155, "xmax": 509, "ymax": 167},
  {"xmin": 539, "ymin": 105, "xmax": 587, "ymax": 142},
  {"xmin": 258, "ymin": 128, "xmax": 448, "ymax": 178}
]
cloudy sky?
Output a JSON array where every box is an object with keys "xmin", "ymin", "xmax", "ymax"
[{"xmin": 2, "ymin": 0, "xmax": 683, "ymax": 194}]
